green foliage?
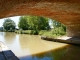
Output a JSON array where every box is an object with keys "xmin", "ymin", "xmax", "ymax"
[
  {"xmin": 24, "ymin": 16, "xmax": 50, "ymax": 30},
  {"xmin": 52, "ymin": 20, "xmax": 61, "ymax": 28},
  {"xmin": 52, "ymin": 27, "xmax": 66, "ymax": 36},
  {"xmin": 17, "ymin": 15, "xmax": 66, "ymax": 37},
  {"xmin": 15, "ymin": 30, "xmax": 31, "ymax": 34},
  {"xmin": 15, "ymin": 30, "xmax": 39, "ymax": 35},
  {"xmin": 39, "ymin": 30, "xmax": 47, "ymax": 35},
  {"xmin": 18, "ymin": 16, "xmax": 29, "ymax": 30},
  {"xmin": 30, "ymin": 29, "xmax": 39, "ymax": 35},
  {"xmin": 51, "ymin": 20, "xmax": 66, "ymax": 36},
  {"xmin": 37, "ymin": 16, "xmax": 50, "ymax": 30},
  {"xmin": 18, "ymin": 16, "xmax": 50, "ymax": 35},
  {"xmin": 41, "ymin": 29, "xmax": 66, "ymax": 38},
  {"xmin": 41, "ymin": 20, "xmax": 66, "ymax": 38},
  {"xmin": 3, "ymin": 18, "xmax": 16, "ymax": 32}
]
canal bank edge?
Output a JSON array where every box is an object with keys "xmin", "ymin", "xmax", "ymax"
[
  {"xmin": 41, "ymin": 36, "xmax": 80, "ymax": 45},
  {"xmin": 0, "ymin": 42, "xmax": 19, "ymax": 60}
]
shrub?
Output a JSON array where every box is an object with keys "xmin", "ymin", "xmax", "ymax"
[
  {"xmin": 30, "ymin": 30, "xmax": 39, "ymax": 35},
  {"xmin": 39, "ymin": 30, "xmax": 47, "ymax": 35}
]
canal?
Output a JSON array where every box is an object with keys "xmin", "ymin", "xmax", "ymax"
[{"xmin": 0, "ymin": 32, "xmax": 80, "ymax": 60}]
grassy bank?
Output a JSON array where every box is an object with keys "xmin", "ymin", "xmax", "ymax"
[
  {"xmin": 15, "ymin": 30, "xmax": 31, "ymax": 34},
  {"xmin": 39, "ymin": 30, "xmax": 66, "ymax": 38},
  {"xmin": 15, "ymin": 29, "xmax": 66, "ymax": 38}
]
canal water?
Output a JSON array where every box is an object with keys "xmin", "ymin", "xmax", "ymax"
[{"xmin": 0, "ymin": 32, "xmax": 80, "ymax": 60}]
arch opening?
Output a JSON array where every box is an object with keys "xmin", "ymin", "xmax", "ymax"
[
  {"xmin": 0, "ymin": 0, "xmax": 80, "ymax": 38},
  {"xmin": 0, "ymin": 15, "xmax": 67, "ymax": 38}
]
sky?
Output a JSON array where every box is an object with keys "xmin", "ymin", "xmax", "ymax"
[
  {"xmin": 0, "ymin": 16, "xmax": 20, "ymax": 28},
  {"xmin": 49, "ymin": 19, "xmax": 54, "ymax": 28}
]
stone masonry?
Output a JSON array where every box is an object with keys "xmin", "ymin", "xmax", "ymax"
[{"xmin": 0, "ymin": 0, "xmax": 80, "ymax": 37}]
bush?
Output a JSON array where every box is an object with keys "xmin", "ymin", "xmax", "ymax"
[
  {"xmin": 15, "ymin": 30, "xmax": 31, "ymax": 34},
  {"xmin": 30, "ymin": 30, "xmax": 39, "ymax": 35},
  {"xmin": 39, "ymin": 30, "xmax": 47, "ymax": 35},
  {"xmin": 40, "ymin": 27, "xmax": 66, "ymax": 38},
  {"xmin": 52, "ymin": 27, "xmax": 66, "ymax": 36}
]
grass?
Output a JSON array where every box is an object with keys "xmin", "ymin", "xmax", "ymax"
[
  {"xmin": 39, "ymin": 30, "xmax": 64, "ymax": 38},
  {"xmin": 15, "ymin": 30, "xmax": 31, "ymax": 34},
  {"xmin": 15, "ymin": 28, "xmax": 66, "ymax": 38}
]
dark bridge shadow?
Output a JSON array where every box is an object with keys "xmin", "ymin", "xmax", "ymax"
[{"xmin": 67, "ymin": 37, "xmax": 80, "ymax": 40}]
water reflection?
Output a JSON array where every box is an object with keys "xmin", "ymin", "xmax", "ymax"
[
  {"xmin": 0, "ymin": 32, "xmax": 4, "ymax": 36},
  {"xmin": 32, "ymin": 52, "xmax": 54, "ymax": 60},
  {"xmin": 3, "ymin": 32, "xmax": 16, "ymax": 44},
  {"xmin": 18, "ymin": 34, "xmax": 68, "ymax": 60},
  {"xmin": 0, "ymin": 32, "xmax": 5, "ymax": 42},
  {"xmin": 62, "ymin": 45, "xmax": 80, "ymax": 60},
  {"xmin": 19, "ymin": 45, "xmax": 80, "ymax": 60},
  {"xmin": 0, "ymin": 32, "xmax": 80, "ymax": 60},
  {"xmin": 19, "ymin": 46, "xmax": 67, "ymax": 60},
  {"xmin": 19, "ymin": 34, "xmax": 68, "ymax": 57}
]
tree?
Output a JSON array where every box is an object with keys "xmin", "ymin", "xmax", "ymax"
[
  {"xmin": 18, "ymin": 16, "xmax": 50, "ymax": 34},
  {"xmin": 37, "ymin": 16, "xmax": 50, "ymax": 30},
  {"xmin": 3, "ymin": 18, "xmax": 16, "ymax": 32},
  {"xmin": 51, "ymin": 20, "xmax": 66, "ymax": 35},
  {"xmin": 26, "ymin": 16, "xmax": 50, "ymax": 30},
  {"xmin": 18, "ymin": 16, "xmax": 29, "ymax": 30},
  {"xmin": 52, "ymin": 20, "xmax": 62, "ymax": 28}
]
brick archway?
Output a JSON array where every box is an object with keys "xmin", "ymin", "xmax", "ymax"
[{"xmin": 0, "ymin": 0, "xmax": 80, "ymax": 37}]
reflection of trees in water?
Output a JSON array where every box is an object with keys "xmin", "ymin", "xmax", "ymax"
[
  {"xmin": 62, "ymin": 45, "xmax": 80, "ymax": 60},
  {"xmin": 32, "ymin": 52, "xmax": 54, "ymax": 60},
  {"xmin": 4, "ymin": 32, "xmax": 16, "ymax": 44},
  {"xmin": 19, "ymin": 46, "xmax": 67, "ymax": 60},
  {"xmin": 19, "ymin": 34, "xmax": 39, "ymax": 50},
  {"xmin": 18, "ymin": 35, "xmax": 80, "ymax": 60},
  {"xmin": 33, "ymin": 48, "xmax": 67, "ymax": 60},
  {"xmin": 19, "ymin": 34, "xmax": 31, "ymax": 50},
  {"xmin": 19, "ymin": 34, "xmax": 54, "ymax": 56},
  {"xmin": 0, "ymin": 32, "xmax": 4, "ymax": 36},
  {"xmin": 19, "ymin": 45, "xmax": 80, "ymax": 60},
  {"xmin": 19, "ymin": 35, "xmax": 68, "ymax": 60}
]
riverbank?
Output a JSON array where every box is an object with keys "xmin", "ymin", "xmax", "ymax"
[
  {"xmin": 16, "ymin": 30, "xmax": 80, "ymax": 45},
  {"xmin": 13, "ymin": 29, "xmax": 79, "ymax": 45},
  {"xmin": 15, "ymin": 30, "xmax": 31, "ymax": 34},
  {"xmin": 41, "ymin": 36, "xmax": 80, "ymax": 45},
  {"xmin": 15, "ymin": 30, "xmax": 66, "ymax": 38}
]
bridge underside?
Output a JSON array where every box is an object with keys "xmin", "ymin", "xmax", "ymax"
[{"xmin": 0, "ymin": 0, "xmax": 80, "ymax": 37}]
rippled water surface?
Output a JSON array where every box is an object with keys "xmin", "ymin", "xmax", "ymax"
[{"xmin": 0, "ymin": 32, "xmax": 80, "ymax": 60}]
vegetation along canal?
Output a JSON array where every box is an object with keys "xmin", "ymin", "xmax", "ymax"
[{"xmin": 0, "ymin": 32, "xmax": 80, "ymax": 60}]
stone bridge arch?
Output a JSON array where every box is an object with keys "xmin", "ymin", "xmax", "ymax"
[{"xmin": 0, "ymin": 0, "xmax": 80, "ymax": 37}]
